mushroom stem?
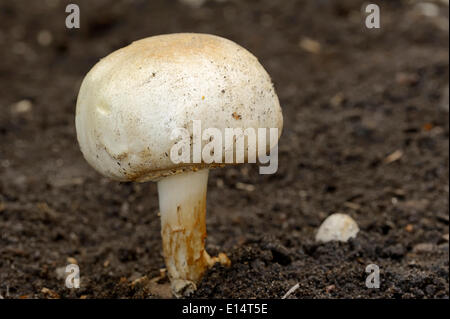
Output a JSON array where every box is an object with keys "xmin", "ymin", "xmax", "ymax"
[{"xmin": 157, "ymin": 169, "xmax": 215, "ymax": 297}]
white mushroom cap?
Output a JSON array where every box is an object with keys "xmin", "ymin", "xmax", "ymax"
[{"xmin": 76, "ymin": 33, "xmax": 282, "ymax": 182}]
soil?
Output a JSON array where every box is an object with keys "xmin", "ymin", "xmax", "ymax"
[{"xmin": 0, "ymin": 0, "xmax": 448, "ymax": 299}]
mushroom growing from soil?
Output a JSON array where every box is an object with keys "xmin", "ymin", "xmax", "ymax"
[{"xmin": 75, "ymin": 33, "xmax": 283, "ymax": 297}]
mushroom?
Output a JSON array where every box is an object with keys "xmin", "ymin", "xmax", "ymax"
[{"xmin": 75, "ymin": 33, "xmax": 283, "ymax": 297}]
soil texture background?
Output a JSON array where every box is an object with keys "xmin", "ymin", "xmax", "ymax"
[{"xmin": 0, "ymin": 0, "xmax": 448, "ymax": 298}]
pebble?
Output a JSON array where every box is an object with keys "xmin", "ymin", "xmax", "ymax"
[
  {"xmin": 235, "ymin": 182, "xmax": 255, "ymax": 192},
  {"xmin": 41, "ymin": 287, "xmax": 60, "ymax": 299},
  {"xmin": 299, "ymin": 37, "xmax": 321, "ymax": 54},
  {"xmin": 264, "ymin": 241, "xmax": 291, "ymax": 265},
  {"xmin": 330, "ymin": 93, "xmax": 345, "ymax": 108},
  {"xmin": 412, "ymin": 243, "xmax": 435, "ymax": 253},
  {"xmin": 11, "ymin": 99, "xmax": 32, "ymax": 114},
  {"xmin": 384, "ymin": 150, "xmax": 403, "ymax": 164},
  {"xmin": 315, "ymin": 213, "xmax": 359, "ymax": 243}
]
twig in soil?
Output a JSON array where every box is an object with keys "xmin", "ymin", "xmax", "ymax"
[
  {"xmin": 384, "ymin": 150, "xmax": 403, "ymax": 164},
  {"xmin": 281, "ymin": 283, "xmax": 300, "ymax": 299},
  {"xmin": 299, "ymin": 37, "xmax": 321, "ymax": 54}
]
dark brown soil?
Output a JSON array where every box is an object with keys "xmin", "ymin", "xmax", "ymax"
[{"xmin": 0, "ymin": 0, "xmax": 448, "ymax": 299}]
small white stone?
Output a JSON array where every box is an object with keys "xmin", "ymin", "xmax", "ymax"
[
  {"xmin": 11, "ymin": 99, "xmax": 32, "ymax": 114},
  {"xmin": 316, "ymin": 213, "xmax": 359, "ymax": 243}
]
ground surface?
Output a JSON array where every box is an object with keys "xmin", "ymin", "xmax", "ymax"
[{"xmin": 0, "ymin": 0, "xmax": 448, "ymax": 299}]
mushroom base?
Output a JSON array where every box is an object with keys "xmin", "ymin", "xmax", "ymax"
[{"xmin": 157, "ymin": 169, "xmax": 229, "ymax": 297}]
